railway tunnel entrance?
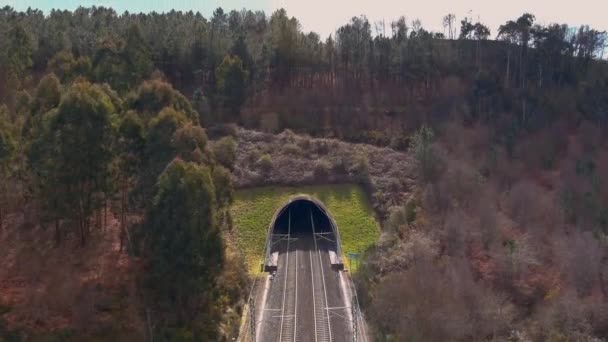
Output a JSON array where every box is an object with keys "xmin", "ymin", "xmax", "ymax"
[
  {"xmin": 259, "ymin": 196, "xmax": 352, "ymax": 342},
  {"xmin": 273, "ymin": 199, "xmax": 332, "ymax": 235},
  {"xmin": 264, "ymin": 196, "xmax": 344, "ymax": 272}
]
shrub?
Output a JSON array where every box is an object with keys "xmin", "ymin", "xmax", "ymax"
[
  {"xmin": 405, "ymin": 199, "xmax": 417, "ymax": 225},
  {"xmin": 314, "ymin": 140, "xmax": 330, "ymax": 155},
  {"xmin": 386, "ymin": 199, "xmax": 417, "ymax": 233},
  {"xmin": 280, "ymin": 128, "xmax": 297, "ymax": 142},
  {"xmin": 213, "ymin": 136, "xmax": 237, "ymax": 169},
  {"xmin": 386, "ymin": 206, "xmax": 407, "ymax": 233},
  {"xmin": 297, "ymin": 136, "xmax": 312, "ymax": 151},
  {"xmin": 313, "ymin": 159, "xmax": 331, "ymax": 181},
  {"xmin": 256, "ymin": 153, "xmax": 272, "ymax": 175},
  {"xmin": 247, "ymin": 148, "xmax": 262, "ymax": 164},
  {"xmin": 363, "ymin": 130, "xmax": 390, "ymax": 146},
  {"xmin": 410, "ymin": 125, "xmax": 443, "ymax": 183},
  {"xmin": 281, "ymin": 143, "xmax": 302, "ymax": 156},
  {"xmin": 350, "ymin": 154, "xmax": 371, "ymax": 185},
  {"xmin": 390, "ymin": 135, "xmax": 410, "ymax": 151},
  {"xmin": 330, "ymin": 155, "xmax": 348, "ymax": 175}
]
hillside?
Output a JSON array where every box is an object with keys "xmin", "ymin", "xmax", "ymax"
[
  {"xmin": 0, "ymin": 5, "xmax": 607, "ymax": 341},
  {"xmin": 0, "ymin": 210, "xmax": 143, "ymax": 340},
  {"xmin": 361, "ymin": 121, "xmax": 608, "ymax": 340}
]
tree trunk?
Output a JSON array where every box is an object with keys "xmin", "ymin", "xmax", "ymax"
[
  {"xmin": 80, "ymin": 219, "xmax": 86, "ymax": 247},
  {"xmin": 55, "ymin": 218, "xmax": 60, "ymax": 246},
  {"xmin": 104, "ymin": 198, "xmax": 108, "ymax": 231},
  {"xmin": 146, "ymin": 308, "xmax": 154, "ymax": 342},
  {"xmin": 519, "ymin": 44, "xmax": 524, "ymax": 88},
  {"xmin": 505, "ymin": 49, "xmax": 511, "ymax": 89},
  {"xmin": 476, "ymin": 39, "xmax": 480, "ymax": 71},
  {"xmin": 95, "ymin": 207, "xmax": 101, "ymax": 231},
  {"xmin": 120, "ymin": 183, "xmax": 127, "ymax": 252}
]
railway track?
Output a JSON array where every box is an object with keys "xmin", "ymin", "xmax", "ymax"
[
  {"xmin": 310, "ymin": 211, "xmax": 334, "ymax": 342},
  {"xmin": 257, "ymin": 206, "xmax": 352, "ymax": 342},
  {"xmin": 279, "ymin": 210, "xmax": 298, "ymax": 342}
]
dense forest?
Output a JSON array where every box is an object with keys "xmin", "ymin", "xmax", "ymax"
[{"xmin": 0, "ymin": 4, "xmax": 607, "ymax": 341}]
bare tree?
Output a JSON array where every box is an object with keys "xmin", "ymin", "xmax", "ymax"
[
  {"xmin": 507, "ymin": 180, "xmax": 543, "ymax": 226},
  {"xmin": 474, "ymin": 188, "xmax": 499, "ymax": 249},
  {"xmin": 442, "ymin": 14, "xmax": 456, "ymax": 39},
  {"xmin": 559, "ymin": 232, "xmax": 603, "ymax": 296},
  {"xmin": 370, "ymin": 256, "xmax": 514, "ymax": 341},
  {"xmin": 443, "ymin": 209, "xmax": 470, "ymax": 257}
]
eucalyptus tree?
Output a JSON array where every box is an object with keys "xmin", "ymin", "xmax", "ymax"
[
  {"xmin": 116, "ymin": 110, "xmax": 145, "ymax": 250},
  {"xmin": 0, "ymin": 105, "xmax": 16, "ymax": 228},
  {"xmin": 515, "ymin": 13, "xmax": 536, "ymax": 88},
  {"xmin": 336, "ymin": 16, "xmax": 372, "ymax": 85},
  {"xmin": 48, "ymin": 50, "xmax": 92, "ymax": 83},
  {"xmin": 473, "ymin": 22, "xmax": 491, "ymax": 69},
  {"xmin": 143, "ymin": 159, "xmax": 223, "ymax": 339},
  {"xmin": 144, "ymin": 107, "xmax": 188, "ymax": 194},
  {"xmin": 123, "ymin": 23, "xmax": 153, "ymax": 87},
  {"xmin": 230, "ymin": 34, "xmax": 255, "ymax": 80},
  {"xmin": 442, "ymin": 14, "xmax": 456, "ymax": 39},
  {"xmin": 216, "ymin": 55, "xmax": 249, "ymax": 116},
  {"xmin": 4, "ymin": 23, "xmax": 34, "ymax": 103},
  {"xmin": 498, "ymin": 20, "xmax": 520, "ymax": 88},
  {"xmin": 531, "ymin": 24, "xmax": 570, "ymax": 87},
  {"xmin": 459, "ymin": 17, "xmax": 475, "ymax": 40},
  {"xmin": 390, "ymin": 16, "xmax": 409, "ymax": 85},
  {"xmin": 28, "ymin": 79, "xmax": 118, "ymax": 245},
  {"xmin": 269, "ymin": 8, "xmax": 301, "ymax": 86}
]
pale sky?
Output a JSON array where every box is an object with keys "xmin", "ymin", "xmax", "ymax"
[{"xmin": 7, "ymin": 0, "xmax": 608, "ymax": 39}]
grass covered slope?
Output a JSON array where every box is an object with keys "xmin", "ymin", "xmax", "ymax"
[{"xmin": 231, "ymin": 184, "xmax": 380, "ymax": 274}]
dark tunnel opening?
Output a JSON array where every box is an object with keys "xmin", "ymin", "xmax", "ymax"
[
  {"xmin": 265, "ymin": 198, "xmax": 343, "ymax": 272},
  {"xmin": 273, "ymin": 200, "xmax": 333, "ymax": 236}
]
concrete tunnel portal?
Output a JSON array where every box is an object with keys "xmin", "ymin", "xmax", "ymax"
[
  {"xmin": 256, "ymin": 195, "xmax": 359, "ymax": 342},
  {"xmin": 264, "ymin": 196, "xmax": 344, "ymax": 272}
]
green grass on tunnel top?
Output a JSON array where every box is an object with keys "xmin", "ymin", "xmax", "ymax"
[{"xmin": 231, "ymin": 184, "xmax": 380, "ymax": 275}]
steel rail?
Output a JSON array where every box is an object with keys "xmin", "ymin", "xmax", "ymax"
[
  {"xmin": 311, "ymin": 210, "xmax": 333, "ymax": 342},
  {"xmin": 278, "ymin": 209, "xmax": 291, "ymax": 341}
]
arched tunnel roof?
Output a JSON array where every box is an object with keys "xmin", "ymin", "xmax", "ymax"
[
  {"xmin": 263, "ymin": 194, "xmax": 343, "ymax": 269},
  {"xmin": 269, "ymin": 195, "xmax": 336, "ymax": 231}
]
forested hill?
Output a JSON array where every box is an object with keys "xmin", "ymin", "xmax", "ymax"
[{"xmin": 1, "ymin": 6, "xmax": 607, "ymax": 142}]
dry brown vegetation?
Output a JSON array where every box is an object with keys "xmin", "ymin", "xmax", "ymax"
[
  {"xmin": 0, "ymin": 208, "xmax": 144, "ymax": 339},
  {"xmin": 359, "ymin": 121, "xmax": 608, "ymax": 341},
  {"xmin": 231, "ymin": 128, "xmax": 415, "ymax": 218}
]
